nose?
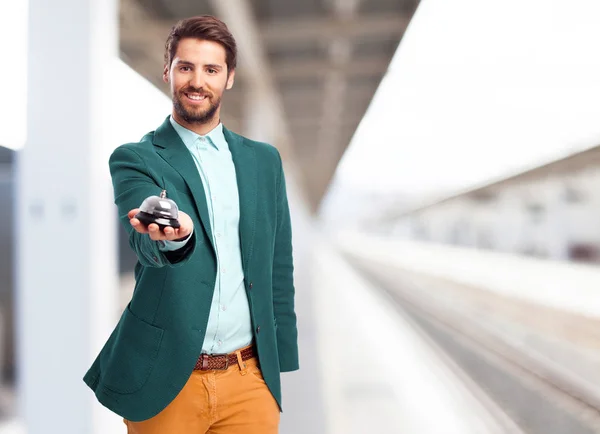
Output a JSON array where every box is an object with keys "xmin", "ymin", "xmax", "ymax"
[{"xmin": 189, "ymin": 71, "xmax": 205, "ymax": 90}]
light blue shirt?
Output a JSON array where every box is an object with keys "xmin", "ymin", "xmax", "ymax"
[{"xmin": 158, "ymin": 116, "xmax": 253, "ymax": 354}]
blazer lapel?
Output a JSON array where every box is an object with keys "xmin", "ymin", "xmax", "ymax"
[
  {"xmin": 224, "ymin": 127, "xmax": 257, "ymax": 273},
  {"xmin": 153, "ymin": 117, "xmax": 215, "ymax": 251}
]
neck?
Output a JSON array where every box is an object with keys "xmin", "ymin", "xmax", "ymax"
[{"xmin": 172, "ymin": 111, "xmax": 221, "ymax": 136}]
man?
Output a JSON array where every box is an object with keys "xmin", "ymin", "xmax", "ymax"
[{"xmin": 83, "ymin": 15, "xmax": 299, "ymax": 434}]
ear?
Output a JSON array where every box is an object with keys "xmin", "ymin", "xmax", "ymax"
[
  {"xmin": 226, "ymin": 69, "xmax": 235, "ymax": 90},
  {"xmin": 162, "ymin": 64, "xmax": 170, "ymax": 84}
]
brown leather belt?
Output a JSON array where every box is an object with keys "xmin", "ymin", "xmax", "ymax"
[{"xmin": 194, "ymin": 345, "xmax": 256, "ymax": 371}]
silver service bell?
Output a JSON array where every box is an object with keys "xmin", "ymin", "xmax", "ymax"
[{"xmin": 134, "ymin": 190, "xmax": 181, "ymax": 230}]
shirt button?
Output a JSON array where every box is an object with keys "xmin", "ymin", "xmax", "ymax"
[
  {"xmin": 218, "ymin": 340, "xmax": 222, "ymax": 346},
  {"xmin": 222, "ymin": 268, "xmax": 227, "ymax": 274},
  {"xmin": 221, "ymin": 305, "xmax": 227, "ymax": 311},
  {"xmin": 216, "ymin": 232, "xmax": 221, "ymax": 238}
]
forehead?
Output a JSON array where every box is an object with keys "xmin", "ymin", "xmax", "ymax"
[{"xmin": 173, "ymin": 38, "xmax": 227, "ymax": 65}]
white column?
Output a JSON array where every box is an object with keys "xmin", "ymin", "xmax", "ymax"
[
  {"xmin": 243, "ymin": 85, "xmax": 277, "ymax": 144},
  {"xmin": 17, "ymin": 0, "xmax": 120, "ymax": 433},
  {"xmin": 242, "ymin": 87, "xmax": 328, "ymax": 433}
]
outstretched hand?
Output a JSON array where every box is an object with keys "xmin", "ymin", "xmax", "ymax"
[{"xmin": 128, "ymin": 209, "xmax": 194, "ymax": 241}]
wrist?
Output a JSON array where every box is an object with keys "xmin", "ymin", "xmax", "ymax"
[{"xmin": 173, "ymin": 230, "xmax": 192, "ymax": 242}]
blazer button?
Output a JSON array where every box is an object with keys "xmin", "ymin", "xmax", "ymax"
[
  {"xmin": 256, "ymin": 326, "xmax": 260, "ymax": 333},
  {"xmin": 249, "ymin": 282, "xmax": 253, "ymax": 290},
  {"xmin": 153, "ymin": 255, "xmax": 159, "ymax": 263}
]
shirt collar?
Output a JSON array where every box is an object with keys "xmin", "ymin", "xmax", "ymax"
[{"xmin": 169, "ymin": 115, "xmax": 228, "ymax": 152}]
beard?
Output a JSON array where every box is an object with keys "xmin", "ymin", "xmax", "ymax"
[{"xmin": 173, "ymin": 88, "xmax": 222, "ymax": 125}]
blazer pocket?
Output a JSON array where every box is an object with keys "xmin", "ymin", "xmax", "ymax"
[{"xmin": 101, "ymin": 305, "xmax": 164, "ymax": 394}]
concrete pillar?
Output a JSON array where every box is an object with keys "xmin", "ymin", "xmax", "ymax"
[
  {"xmin": 242, "ymin": 87, "xmax": 327, "ymax": 433},
  {"xmin": 243, "ymin": 85, "xmax": 277, "ymax": 144},
  {"xmin": 16, "ymin": 0, "xmax": 120, "ymax": 433}
]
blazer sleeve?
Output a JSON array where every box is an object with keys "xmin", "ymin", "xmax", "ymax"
[
  {"xmin": 272, "ymin": 152, "xmax": 299, "ymax": 372},
  {"xmin": 109, "ymin": 146, "xmax": 196, "ymax": 268}
]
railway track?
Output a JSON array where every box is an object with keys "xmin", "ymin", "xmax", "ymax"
[{"xmin": 345, "ymin": 254, "xmax": 600, "ymax": 434}]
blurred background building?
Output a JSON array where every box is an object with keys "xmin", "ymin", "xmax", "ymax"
[
  {"xmin": 2, "ymin": 0, "xmax": 600, "ymax": 433},
  {"xmin": 379, "ymin": 146, "xmax": 600, "ymax": 262}
]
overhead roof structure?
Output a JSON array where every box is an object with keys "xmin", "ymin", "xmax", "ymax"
[
  {"xmin": 120, "ymin": 0, "xmax": 420, "ymax": 211},
  {"xmin": 388, "ymin": 144, "xmax": 600, "ymax": 219}
]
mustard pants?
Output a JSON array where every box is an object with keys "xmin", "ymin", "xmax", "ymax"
[{"xmin": 124, "ymin": 350, "xmax": 280, "ymax": 433}]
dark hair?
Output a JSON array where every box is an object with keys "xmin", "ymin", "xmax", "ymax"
[{"xmin": 164, "ymin": 15, "xmax": 237, "ymax": 74}]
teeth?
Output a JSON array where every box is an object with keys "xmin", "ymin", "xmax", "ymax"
[{"xmin": 187, "ymin": 94, "xmax": 205, "ymax": 101}]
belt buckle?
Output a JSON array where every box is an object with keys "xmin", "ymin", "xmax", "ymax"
[{"xmin": 214, "ymin": 353, "xmax": 229, "ymax": 370}]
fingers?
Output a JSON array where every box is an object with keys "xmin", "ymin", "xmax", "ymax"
[
  {"xmin": 148, "ymin": 225, "xmax": 190, "ymax": 241},
  {"xmin": 163, "ymin": 226, "xmax": 175, "ymax": 237},
  {"xmin": 128, "ymin": 208, "xmax": 140, "ymax": 219},
  {"xmin": 130, "ymin": 218, "xmax": 149, "ymax": 234},
  {"xmin": 128, "ymin": 208, "xmax": 192, "ymax": 241},
  {"xmin": 147, "ymin": 224, "xmax": 162, "ymax": 240},
  {"xmin": 128, "ymin": 208, "xmax": 149, "ymax": 234}
]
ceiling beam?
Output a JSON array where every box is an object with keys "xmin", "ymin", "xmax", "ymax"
[
  {"xmin": 284, "ymin": 103, "xmax": 370, "ymax": 119},
  {"xmin": 273, "ymin": 56, "xmax": 390, "ymax": 80},
  {"xmin": 280, "ymin": 86, "xmax": 377, "ymax": 101},
  {"xmin": 220, "ymin": 88, "xmax": 374, "ymax": 119},
  {"xmin": 145, "ymin": 13, "xmax": 411, "ymax": 48},
  {"xmin": 260, "ymin": 13, "xmax": 411, "ymax": 47},
  {"xmin": 289, "ymin": 115, "xmax": 363, "ymax": 129}
]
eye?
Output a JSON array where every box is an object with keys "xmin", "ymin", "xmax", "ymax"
[
  {"xmin": 179, "ymin": 66, "xmax": 191, "ymax": 72},
  {"xmin": 207, "ymin": 68, "xmax": 217, "ymax": 74}
]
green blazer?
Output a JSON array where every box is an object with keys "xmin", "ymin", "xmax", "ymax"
[{"xmin": 83, "ymin": 117, "xmax": 299, "ymax": 422}]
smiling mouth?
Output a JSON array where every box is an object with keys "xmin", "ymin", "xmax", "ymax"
[{"xmin": 184, "ymin": 92, "xmax": 208, "ymax": 102}]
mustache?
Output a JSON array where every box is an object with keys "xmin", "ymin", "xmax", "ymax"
[{"xmin": 180, "ymin": 87, "xmax": 211, "ymax": 97}]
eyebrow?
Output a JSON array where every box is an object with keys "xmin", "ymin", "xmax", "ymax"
[
  {"xmin": 174, "ymin": 60, "xmax": 223, "ymax": 70},
  {"xmin": 173, "ymin": 60, "xmax": 195, "ymax": 67}
]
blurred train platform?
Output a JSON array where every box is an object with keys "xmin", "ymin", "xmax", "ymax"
[{"xmin": 336, "ymin": 230, "xmax": 600, "ymax": 433}]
